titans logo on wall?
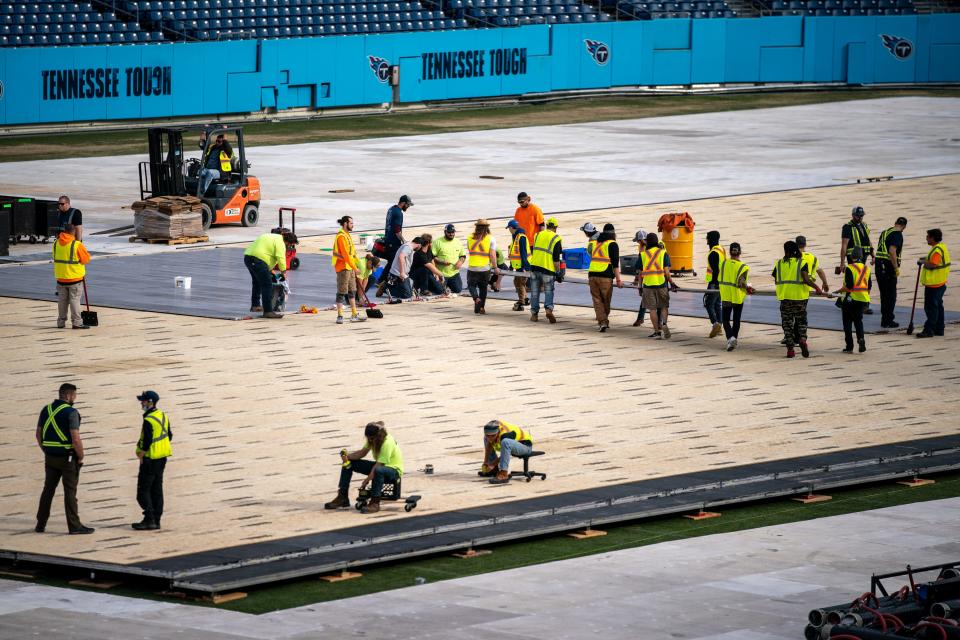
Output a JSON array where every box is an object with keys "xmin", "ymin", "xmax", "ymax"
[
  {"xmin": 584, "ymin": 39, "xmax": 610, "ymax": 66},
  {"xmin": 880, "ymin": 34, "xmax": 913, "ymax": 60},
  {"xmin": 368, "ymin": 56, "xmax": 391, "ymax": 83}
]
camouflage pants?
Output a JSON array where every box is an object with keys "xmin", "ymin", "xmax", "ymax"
[{"xmin": 780, "ymin": 299, "xmax": 808, "ymax": 348}]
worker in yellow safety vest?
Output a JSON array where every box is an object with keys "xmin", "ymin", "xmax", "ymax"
[
  {"xmin": 35, "ymin": 383, "xmax": 93, "ymax": 535},
  {"xmin": 466, "ymin": 219, "xmax": 499, "ymax": 314},
  {"xmin": 199, "ymin": 130, "xmax": 234, "ymax": 195},
  {"xmin": 482, "ymin": 420, "xmax": 534, "ymax": 484},
  {"xmin": 718, "ymin": 242, "xmax": 754, "ymax": 352},
  {"xmin": 704, "ymin": 230, "xmax": 725, "ymax": 338},
  {"xmin": 529, "ymin": 218, "xmax": 563, "ymax": 323},
  {"xmin": 506, "ymin": 219, "xmax": 531, "ymax": 312},
  {"xmin": 132, "ymin": 390, "xmax": 173, "ymax": 531},
  {"xmin": 588, "ymin": 223, "xmax": 623, "ymax": 332},
  {"xmin": 53, "ymin": 222, "xmax": 92, "ymax": 330},
  {"xmin": 638, "ymin": 232, "xmax": 678, "ymax": 340},
  {"xmin": 839, "ymin": 205, "xmax": 875, "ymax": 315},
  {"xmin": 774, "ymin": 240, "xmax": 822, "ymax": 358},
  {"xmin": 837, "ymin": 247, "xmax": 872, "ymax": 354},
  {"xmin": 916, "ymin": 228, "xmax": 951, "ymax": 338},
  {"xmin": 332, "ymin": 215, "xmax": 366, "ymax": 324}
]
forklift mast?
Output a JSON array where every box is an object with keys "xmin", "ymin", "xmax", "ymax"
[{"xmin": 140, "ymin": 128, "xmax": 187, "ymax": 200}]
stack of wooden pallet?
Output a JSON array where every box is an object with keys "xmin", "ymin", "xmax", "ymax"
[{"xmin": 132, "ymin": 196, "xmax": 204, "ymax": 241}]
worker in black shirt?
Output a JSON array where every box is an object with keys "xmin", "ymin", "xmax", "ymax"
[
  {"xmin": 703, "ymin": 230, "xmax": 725, "ymax": 338},
  {"xmin": 588, "ymin": 223, "xmax": 623, "ymax": 332},
  {"xmin": 875, "ymin": 216, "xmax": 907, "ymax": 328},
  {"xmin": 56, "ymin": 195, "xmax": 83, "ymax": 241},
  {"xmin": 839, "ymin": 206, "xmax": 874, "ymax": 314},
  {"xmin": 132, "ymin": 391, "xmax": 173, "ymax": 530}
]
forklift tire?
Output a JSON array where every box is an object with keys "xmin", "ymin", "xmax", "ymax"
[
  {"xmin": 290, "ymin": 256, "xmax": 300, "ymax": 270},
  {"xmin": 201, "ymin": 203, "xmax": 213, "ymax": 231},
  {"xmin": 241, "ymin": 204, "xmax": 259, "ymax": 227}
]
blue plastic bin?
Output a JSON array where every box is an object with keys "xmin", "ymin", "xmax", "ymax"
[{"xmin": 564, "ymin": 248, "xmax": 590, "ymax": 269}]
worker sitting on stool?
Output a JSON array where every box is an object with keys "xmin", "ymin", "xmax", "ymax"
[
  {"xmin": 482, "ymin": 420, "xmax": 533, "ymax": 484},
  {"xmin": 324, "ymin": 421, "xmax": 404, "ymax": 514}
]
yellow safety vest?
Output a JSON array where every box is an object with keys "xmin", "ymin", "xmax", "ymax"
[
  {"xmin": 467, "ymin": 233, "xmax": 492, "ymax": 269},
  {"xmin": 845, "ymin": 263, "xmax": 871, "ymax": 303},
  {"xmin": 41, "ymin": 402, "xmax": 74, "ymax": 452},
  {"xmin": 53, "ymin": 239, "xmax": 85, "ymax": 282},
  {"xmin": 529, "ymin": 230, "xmax": 559, "ymax": 272},
  {"xmin": 920, "ymin": 242, "xmax": 951, "ymax": 287},
  {"xmin": 800, "ymin": 252, "xmax": 820, "ymax": 291},
  {"xmin": 705, "ymin": 245, "xmax": 726, "ymax": 283},
  {"xmin": 137, "ymin": 409, "xmax": 172, "ymax": 459},
  {"xmin": 718, "ymin": 259, "xmax": 750, "ymax": 305},
  {"xmin": 846, "ymin": 222, "xmax": 872, "ymax": 257},
  {"xmin": 774, "ymin": 257, "xmax": 809, "ymax": 301},
  {"xmin": 588, "ymin": 240, "xmax": 612, "ymax": 273},
  {"xmin": 331, "ymin": 229, "xmax": 358, "ymax": 269},
  {"xmin": 204, "ymin": 145, "xmax": 232, "ymax": 172},
  {"xmin": 640, "ymin": 247, "xmax": 666, "ymax": 286},
  {"xmin": 875, "ymin": 227, "xmax": 896, "ymax": 263},
  {"xmin": 509, "ymin": 233, "xmax": 529, "ymax": 270},
  {"xmin": 492, "ymin": 421, "xmax": 533, "ymax": 453}
]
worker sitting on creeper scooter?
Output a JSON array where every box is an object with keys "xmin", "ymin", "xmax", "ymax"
[
  {"xmin": 325, "ymin": 421, "xmax": 404, "ymax": 514},
  {"xmin": 481, "ymin": 420, "xmax": 534, "ymax": 484}
]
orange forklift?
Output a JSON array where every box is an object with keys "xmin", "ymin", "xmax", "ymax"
[{"xmin": 138, "ymin": 124, "xmax": 261, "ymax": 231}]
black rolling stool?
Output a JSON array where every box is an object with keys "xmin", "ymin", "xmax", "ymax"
[{"xmin": 510, "ymin": 450, "xmax": 547, "ymax": 482}]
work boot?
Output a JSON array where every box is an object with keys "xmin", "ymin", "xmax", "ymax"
[
  {"xmin": 477, "ymin": 468, "xmax": 496, "ymax": 477},
  {"xmin": 324, "ymin": 492, "xmax": 350, "ymax": 510},
  {"xmin": 68, "ymin": 525, "xmax": 95, "ymax": 535},
  {"xmin": 661, "ymin": 325, "xmax": 671, "ymax": 340},
  {"xmin": 512, "ymin": 302, "xmax": 523, "ymax": 312},
  {"xmin": 726, "ymin": 337, "xmax": 736, "ymax": 352},
  {"xmin": 786, "ymin": 347, "xmax": 796, "ymax": 358},
  {"xmin": 545, "ymin": 309, "xmax": 556, "ymax": 324},
  {"xmin": 530, "ymin": 312, "xmax": 538, "ymax": 322},
  {"xmin": 524, "ymin": 297, "xmax": 530, "ymax": 305},
  {"xmin": 131, "ymin": 520, "xmax": 159, "ymax": 531},
  {"xmin": 799, "ymin": 339, "xmax": 810, "ymax": 358},
  {"xmin": 473, "ymin": 299, "xmax": 481, "ymax": 314},
  {"xmin": 361, "ymin": 498, "xmax": 380, "ymax": 514},
  {"xmin": 250, "ymin": 306, "xmax": 263, "ymax": 313},
  {"xmin": 916, "ymin": 332, "xmax": 933, "ymax": 338},
  {"xmin": 863, "ymin": 307, "xmax": 873, "ymax": 315},
  {"xmin": 489, "ymin": 470, "xmax": 511, "ymax": 485},
  {"xmin": 262, "ymin": 312, "xmax": 284, "ymax": 319},
  {"xmin": 709, "ymin": 322, "xmax": 722, "ymax": 338},
  {"xmin": 843, "ymin": 343, "xmax": 854, "ymax": 353},
  {"xmin": 858, "ymin": 339, "xmax": 866, "ymax": 353}
]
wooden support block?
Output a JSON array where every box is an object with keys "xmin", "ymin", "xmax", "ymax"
[
  {"xmin": 451, "ymin": 548, "xmax": 492, "ymax": 559},
  {"xmin": 684, "ymin": 510, "xmax": 722, "ymax": 521},
  {"xmin": 567, "ymin": 528, "xmax": 607, "ymax": 539},
  {"xmin": 68, "ymin": 578, "xmax": 123, "ymax": 590},
  {"xmin": 792, "ymin": 494, "xmax": 833, "ymax": 504},
  {"xmin": 0, "ymin": 568, "xmax": 39, "ymax": 580},
  {"xmin": 204, "ymin": 591, "xmax": 248, "ymax": 604},
  {"xmin": 328, "ymin": 189, "xmax": 355, "ymax": 193},
  {"xmin": 898, "ymin": 478, "xmax": 935, "ymax": 488},
  {"xmin": 319, "ymin": 570, "xmax": 363, "ymax": 583}
]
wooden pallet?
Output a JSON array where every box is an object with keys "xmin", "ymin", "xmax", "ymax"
[{"xmin": 129, "ymin": 235, "xmax": 209, "ymax": 245}]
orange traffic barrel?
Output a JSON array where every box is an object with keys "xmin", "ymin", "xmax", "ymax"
[{"xmin": 657, "ymin": 212, "xmax": 695, "ymax": 274}]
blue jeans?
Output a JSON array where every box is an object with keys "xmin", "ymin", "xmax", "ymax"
[
  {"xmin": 338, "ymin": 459, "xmax": 399, "ymax": 498},
  {"xmin": 530, "ymin": 272, "xmax": 555, "ymax": 313},
  {"xmin": 923, "ymin": 286, "xmax": 946, "ymax": 335},
  {"xmin": 413, "ymin": 269, "xmax": 444, "ymax": 295},
  {"xmin": 445, "ymin": 273, "xmax": 463, "ymax": 294},
  {"xmin": 497, "ymin": 438, "xmax": 532, "ymax": 472},
  {"xmin": 388, "ymin": 276, "xmax": 413, "ymax": 299},
  {"xmin": 703, "ymin": 282, "xmax": 721, "ymax": 324},
  {"xmin": 199, "ymin": 168, "xmax": 220, "ymax": 195},
  {"xmin": 244, "ymin": 254, "xmax": 274, "ymax": 312}
]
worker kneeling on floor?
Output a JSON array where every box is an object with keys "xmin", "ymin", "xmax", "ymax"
[
  {"xmin": 325, "ymin": 421, "xmax": 403, "ymax": 514},
  {"xmin": 482, "ymin": 420, "xmax": 533, "ymax": 485}
]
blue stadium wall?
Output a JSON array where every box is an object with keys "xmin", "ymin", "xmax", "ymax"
[{"xmin": 1, "ymin": 14, "xmax": 958, "ymax": 125}]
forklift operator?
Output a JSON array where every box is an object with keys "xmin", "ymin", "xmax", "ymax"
[{"xmin": 198, "ymin": 131, "xmax": 234, "ymax": 195}]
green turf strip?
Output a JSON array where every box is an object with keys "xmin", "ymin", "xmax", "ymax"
[
  {"xmin": 7, "ymin": 472, "xmax": 956, "ymax": 613},
  {"xmin": 2, "ymin": 88, "xmax": 959, "ymax": 163}
]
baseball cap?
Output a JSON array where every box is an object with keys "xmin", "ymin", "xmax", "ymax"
[
  {"xmin": 546, "ymin": 217, "xmax": 559, "ymax": 228},
  {"xmin": 444, "ymin": 223, "xmax": 456, "ymax": 233},
  {"xmin": 580, "ymin": 222, "xmax": 597, "ymax": 234},
  {"xmin": 506, "ymin": 220, "xmax": 521, "ymax": 230},
  {"xmin": 516, "ymin": 192, "xmax": 529, "ymax": 201},
  {"xmin": 851, "ymin": 205, "xmax": 864, "ymax": 217},
  {"xmin": 399, "ymin": 195, "xmax": 414, "ymax": 206},
  {"xmin": 484, "ymin": 420, "xmax": 500, "ymax": 434},
  {"xmin": 633, "ymin": 229, "xmax": 648, "ymax": 243},
  {"xmin": 730, "ymin": 242, "xmax": 741, "ymax": 252},
  {"xmin": 603, "ymin": 223, "xmax": 615, "ymax": 233},
  {"xmin": 137, "ymin": 390, "xmax": 160, "ymax": 403}
]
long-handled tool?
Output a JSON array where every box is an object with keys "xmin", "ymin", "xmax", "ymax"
[
  {"xmin": 906, "ymin": 263, "xmax": 922, "ymax": 335},
  {"xmin": 80, "ymin": 279, "xmax": 98, "ymax": 327},
  {"xmin": 359, "ymin": 290, "xmax": 383, "ymax": 319}
]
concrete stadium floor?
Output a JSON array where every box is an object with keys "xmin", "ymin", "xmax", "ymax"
[
  {"xmin": 1, "ymin": 497, "xmax": 957, "ymax": 640},
  {"xmin": 0, "ymin": 96, "xmax": 958, "ymax": 254}
]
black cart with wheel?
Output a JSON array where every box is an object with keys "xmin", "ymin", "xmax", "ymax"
[{"xmin": 355, "ymin": 479, "xmax": 421, "ymax": 512}]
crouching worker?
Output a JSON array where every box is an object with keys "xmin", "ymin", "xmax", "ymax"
[
  {"xmin": 325, "ymin": 421, "xmax": 403, "ymax": 514},
  {"xmin": 481, "ymin": 420, "xmax": 533, "ymax": 485}
]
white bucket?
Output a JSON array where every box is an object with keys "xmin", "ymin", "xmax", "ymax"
[{"xmin": 174, "ymin": 276, "xmax": 192, "ymax": 289}]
